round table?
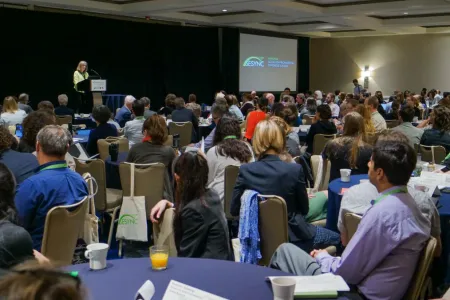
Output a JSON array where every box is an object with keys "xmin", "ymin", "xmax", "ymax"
[
  {"xmin": 74, "ymin": 129, "xmax": 91, "ymax": 148},
  {"xmin": 326, "ymin": 174, "xmax": 368, "ymax": 232},
  {"xmin": 105, "ymin": 152, "xmax": 128, "ymax": 190}
]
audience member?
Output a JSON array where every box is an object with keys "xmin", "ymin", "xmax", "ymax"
[
  {"xmin": 1, "ymin": 96, "xmax": 27, "ymax": 126},
  {"xmin": 150, "ymin": 151, "xmax": 232, "ymax": 260},
  {"xmin": 17, "ymin": 93, "xmax": 33, "ymax": 114},
  {"xmin": 172, "ymin": 97, "xmax": 199, "ymax": 143},
  {"xmin": 244, "ymin": 97, "xmax": 268, "ymax": 142},
  {"xmin": 296, "ymin": 93, "xmax": 305, "ymax": 112},
  {"xmin": 270, "ymin": 116, "xmax": 301, "ymax": 157},
  {"xmin": 15, "ymin": 125, "xmax": 88, "ymax": 250},
  {"xmin": 420, "ymin": 105, "xmax": 450, "ymax": 153},
  {"xmin": 323, "ymin": 112, "xmax": 372, "ymax": 182},
  {"xmin": 115, "ymin": 95, "xmax": 135, "ymax": 127},
  {"xmin": 299, "ymin": 98, "xmax": 317, "ymax": 119},
  {"xmin": 385, "ymin": 100, "xmax": 400, "ymax": 120},
  {"xmin": 283, "ymin": 104, "xmax": 301, "ymax": 127},
  {"xmin": 158, "ymin": 93, "xmax": 176, "ymax": 117},
  {"xmin": 365, "ymin": 96, "xmax": 386, "ymax": 132},
  {"xmin": 206, "ymin": 117, "xmax": 253, "ymax": 204},
  {"xmin": 392, "ymin": 106, "xmax": 424, "ymax": 147},
  {"xmin": 270, "ymin": 139, "xmax": 430, "ymax": 300},
  {"xmin": 193, "ymin": 104, "xmax": 228, "ymax": 152},
  {"xmin": 266, "ymin": 93, "xmax": 275, "ymax": 109},
  {"xmin": 185, "ymin": 94, "xmax": 201, "ymax": 119},
  {"xmin": 326, "ymin": 93, "xmax": 340, "ymax": 118},
  {"xmin": 225, "ymin": 94, "xmax": 244, "ymax": 123},
  {"xmin": 87, "ymin": 105, "xmax": 118, "ymax": 156},
  {"xmin": 141, "ymin": 97, "xmax": 156, "ymax": 119},
  {"xmin": 37, "ymin": 101, "xmax": 54, "ymax": 112},
  {"xmin": 355, "ymin": 104, "xmax": 376, "ymax": 133},
  {"xmin": 406, "ymin": 95, "xmax": 421, "ymax": 119},
  {"xmin": 17, "ymin": 110, "xmax": 56, "ymax": 153},
  {"xmin": 231, "ymin": 120, "xmax": 340, "ymax": 253},
  {"xmin": 314, "ymin": 91, "xmax": 323, "ymax": 106},
  {"xmin": 240, "ymin": 93, "xmax": 255, "ymax": 117},
  {"xmin": 124, "ymin": 98, "xmax": 145, "ymax": 147},
  {"xmin": 54, "ymin": 94, "xmax": 74, "ymax": 121},
  {"xmin": 305, "ymin": 104, "xmax": 337, "ymax": 154},
  {"xmin": 340, "ymin": 99, "xmax": 358, "ymax": 118},
  {"xmin": 126, "ymin": 115, "xmax": 175, "ymax": 202},
  {"xmin": 352, "ymin": 79, "xmax": 363, "ymax": 95}
]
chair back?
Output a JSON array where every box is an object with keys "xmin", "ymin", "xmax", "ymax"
[
  {"xmin": 258, "ymin": 195, "xmax": 289, "ymax": 266},
  {"xmin": 224, "ymin": 165, "xmax": 240, "ymax": 220},
  {"xmin": 312, "ymin": 134, "xmax": 336, "ymax": 155},
  {"xmin": 404, "ymin": 237, "xmax": 437, "ymax": 300},
  {"xmin": 169, "ymin": 122, "xmax": 193, "ymax": 147},
  {"xmin": 97, "ymin": 137, "xmax": 129, "ymax": 160},
  {"xmin": 119, "ymin": 162, "xmax": 165, "ymax": 218},
  {"xmin": 41, "ymin": 196, "xmax": 89, "ymax": 266},
  {"xmin": 302, "ymin": 115, "xmax": 314, "ymax": 125},
  {"xmin": 164, "ymin": 135, "xmax": 174, "ymax": 147},
  {"xmin": 73, "ymin": 158, "xmax": 107, "ymax": 211},
  {"xmin": 419, "ymin": 145, "xmax": 447, "ymax": 164},
  {"xmin": 343, "ymin": 212, "xmax": 362, "ymax": 241},
  {"xmin": 152, "ymin": 208, "xmax": 177, "ymax": 257},
  {"xmin": 56, "ymin": 115, "xmax": 73, "ymax": 126},
  {"xmin": 310, "ymin": 155, "xmax": 331, "ymax": 190},
  {"xmin": 385, "ymin": 120, "xmax": 399, "ymax": 129}
]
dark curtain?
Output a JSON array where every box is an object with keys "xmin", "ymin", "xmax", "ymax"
[
  {"xmin": 297, "ymin": 37, "xmax": 310, "ymax": 93},
  {"xmin": 219, "ymin": 28, "xmax": 240, "ymax": 96},
  {"xmin": 0, "ymin": 8, "xmax": 220, "ymax": 110}
]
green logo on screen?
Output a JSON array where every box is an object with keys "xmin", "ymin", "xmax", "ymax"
[
  {"xmin": 243, "ymin": 56, "xmax": 264, "ymax": 67},
  {"xmin": 118, "ymin": 214, "xmax": 138, "ymax": 225}
]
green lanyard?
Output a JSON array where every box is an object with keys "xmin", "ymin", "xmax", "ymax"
[
  {"xmin": 372, "ymin": 187, "xmax": 407, "ymax": 205},
  {"xmin": 135, "ymin": 116, "xmax": 145, "ymax": 120},
  {"xmin": 40, "ymin": 163, "xmax": 68, "ymax": 172},
  {"xmin": 223, "ymin": 135, "xmax": 237, "ymax": 140}
]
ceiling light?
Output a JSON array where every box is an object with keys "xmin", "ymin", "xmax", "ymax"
[{"xmin": 222, "ymin": 9, "xmax": 228, "ymax": 12}]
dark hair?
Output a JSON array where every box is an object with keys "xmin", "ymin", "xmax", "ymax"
[
  {"xmin": 0, "ymin": 127, "xmax": 13, "ymax": 152},
  {"xmin": 284, "ymin": 87, "xmax": 290, "ymax": 91},
  {"xmin": 188, "ymin": 94, "xmax": 197, "ymax": 103},
  {"xmin": 432, "ymin": 105, "xmax": 450, "ymax": 132},
  {"xmin": 376, "ymin": 130, "xmax": 409, "ymax": 145},
  {"xmin": 390, "ymin": 100, "xmax": 400, "ymax": 120},
  {"xmin": 213, "ymin": 117, "xmax": 252, "ymax": 163},
  {"xmin": 306, "ymin": 99, "xmax": 317, "ymax": 114},
  {"xmin": 399, "ymin": 105, "xmax": 415, "ymax": 123},
  {"xmin": 165, "ymin": 94, "xmax": 176, "ymax": 108},
  {"xmin": 317, "ymin": 104, "xmax": 332, "ymax": 120},
  {"xmin": 281, "ymin": 105, "xmax": 298, "ymax": 126},
  {"xmin": 225, "ymin": 95, "xmax": 238, "ymax": 107},
  {"xmin": 132, "ymin": 99, "xmax": 145, "ymax": 116},
  {"xmin": 372, "ymin": 140, "xmax": 416, "ymax": 186},
  {"xmin": 257, "ymin": 97, "xmax": 268, "ymax": 113},
  {"xmin": 92, "ymin": 105, "xmax": 111, "ymax": 124},
  {"xmin": 271, "ymin": 102, "xmax": 284, "ymax": 116},
  {"xmin": 37, "ymin": 101, "xmax": 54, "ymax": 111},
  {"xmin": 353, "ymin": 79, "xmax": 358, "ymax": 83},
  {"xmin": 0, "ymin": 163, "xmax": 18, "ymax": 223},
  {"xmin": 211, "ymin": 104, "xmax": 228, "ymax": 118},
  {"xmin": 140, "ymin": 97, "xmax": 150, "ymax": 107},
  {"xmin": 367, "ymin": 96, "xmax": 379, "ymax": 109},
  {"xmin": 335, "ymin": 90, "xmax": 340, "ymax": 96},
  {"xmin": 173, "ymin": 152, "xmax": 209, "ymax": 251},
  {"xmin": 174, "ymin": 97, "xmax": 185, "ymax": 109},
  {"xmin": 348, "ymin": 99, "xmax": 359, "ymax": 108},
  {"xmin": 21, "ymin": 110, "xmax": 56, "ymax": 152},
  {"xmin": 142, "ymin": 115, "xmax": 168, "ymax": 145}
]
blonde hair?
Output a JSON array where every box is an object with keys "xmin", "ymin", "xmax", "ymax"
[
  {"xmin": 269, "ymin": 116, "xmax": 292, "ymax": 135},
  {"xmin": 355, "ymin": 104, "xmax": 375, "ymax": 133},
  {"xmin": 76, "ymin": 61, "xmax": 88, "ymax": 73},
  {"xmin": 252, "ymin": 120, "xmax": 285, "ymax": 158},
  {"xmin": 3, "ymin": 96, "xmax": 18, "ymax": 113}
]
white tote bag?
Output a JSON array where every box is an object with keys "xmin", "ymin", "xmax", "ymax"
[
  {"xmin": 116, "ymin": 163, "xmax": 148, "ymax": 242},
  {"xmin": 80, "ymin": 174, "xmax": 99, "ymax": 245}
]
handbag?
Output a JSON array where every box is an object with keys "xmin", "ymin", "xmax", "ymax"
[
  {"xmin": 116, "ymin": 163, "xmax": 148, "ymax": 242},
  {"xmin": 82, "ymin": 174, "xmax": 99, "ymax": 245}
]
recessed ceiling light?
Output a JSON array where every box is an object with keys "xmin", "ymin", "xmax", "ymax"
[
  {"xmin": 403, "ymin": 12, "xmax": 408, "ymax": 15},
  {"xmin": 222, "ymin": 9, "xmax": 228, "ymax": 12}
]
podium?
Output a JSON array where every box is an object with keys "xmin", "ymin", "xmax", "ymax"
[{"xmin": 76, "ymin": 79, "xmax": 107, "ymax": 108}]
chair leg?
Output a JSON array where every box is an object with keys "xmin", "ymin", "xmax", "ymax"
[{"xmin": 107, "ymin": 206, "xmax": 121, "ymax": 247}]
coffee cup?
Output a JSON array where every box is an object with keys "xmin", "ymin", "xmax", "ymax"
[
  {"xmin": 272, "ymin": 277, "xmax": 296, "ymax": 300},
  {"xmin": 84, "ymin": 243, "xmax": 109, "ymax": 270},
  {"xmin": 340, "ymin": 169, "xmax": 351, "ymax": 182}
]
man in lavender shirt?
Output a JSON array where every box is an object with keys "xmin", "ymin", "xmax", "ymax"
[{"xmin": 270, "ymin": 140, "xmax": 431, "ymax": 300}]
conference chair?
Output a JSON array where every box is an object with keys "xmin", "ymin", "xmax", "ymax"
[
  {"xmin": 97, "ymin": 137, "xmax": 129, "ymax": 160},
  {"xmin": 164, "ymin": 135, "xmax": 173, "ymax": 147},
  {"xmin": 404, "ymin": 237, "xmax": 437, "ymax": 300},
  {"xmin": 41, "ymin": 196, "xmax": 89, "ymax": 266},
  {"xmin": 258, "ymin": 195, "xmax": 289, "ymax": 266},
  {"xmin": 419, "ymin": 145, "xmax": 446, "ymax": 164},
  {"xmin": 152, "ymin": 208, "xmax": 177, "ymax": 257},
  {"xmin": 168, "ymin": 122, "xmax": 193, "ymax": 147},
  {"xmin": 224, "ymin": 165, "xmax": 240, "ymax": 221},
  {"xmin": 302, "ymin": 115, "xmax": 314, "ymax": 125},
  {"xmin": 73, "ymin": 158, "xmax": 123, "ymax": 246},
  {"xmin": 343, "ymin": 212, "xmax": 362, "ymax": 241},
  {"xmin": 310, "ymin": 155, "xmax": 331, "ymax": 191},
  {"xmin": 385, "ymin": 120, "xmax": 399, "ymax": 129},
  {"xmin": 56, "ymin": 115, "xmax": 73, "ymax": 126},
  {"xmin": 312, "ymin": 134, "xmax": 337, "ymax": 155}
]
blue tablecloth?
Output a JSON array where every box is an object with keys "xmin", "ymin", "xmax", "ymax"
[
  {"xmin": 69, "ymin": 257, "xmax": 360, "ymax": 300},
  {"xmin": 298, "ymin": 131, "xmax": 307, "ymax": 143},
  {"xmin": 74, "ymin": 129, "xmax": 90, "ymax": 148},
  {"xmin": 105, "ymin": 152, "xmax": 128, "ymax": 190},
  {"xmin": 326, "ymin": 174, "xmax": 369, "ymax": 232},
  {"xmin": 103, "ymin": 94, "xmax": 126, "ymax": 114}
]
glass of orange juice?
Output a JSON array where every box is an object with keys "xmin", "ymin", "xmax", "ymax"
[{"xmin": 150, "ymin": 245, "xmax": 169, "ymax": 271}]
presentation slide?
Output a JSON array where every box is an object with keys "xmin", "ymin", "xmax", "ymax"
[{"xmin": 239, "ymin": 33, "xmax": 298, "ymax": 92}]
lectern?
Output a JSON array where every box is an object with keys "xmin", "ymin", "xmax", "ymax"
[{"xmin": 76, "ymin": 79, "xmax": 107, "ymax": 108}]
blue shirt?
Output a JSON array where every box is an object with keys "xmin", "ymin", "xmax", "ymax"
[
  {"xmin": 86, "ymin": 123, "xmax": 118, "ymax": 156},
  {"xmin": 15, "ymin": 161, "xmax": 88, "ymax": 250},
  {"xmin": 0, "ymin": 149, "xmax": 39, "ymax": 185}
]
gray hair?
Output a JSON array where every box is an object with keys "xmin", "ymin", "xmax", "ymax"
[
  {"xmin": 174, "ymin": 97, "xmax": 185, "ymax": 109},
  {"xmin": 140, "ymin": 97, "xmax": 151, "ymax": 107},
  {"xmin": 58, "ymin": 94, "xmax": 68, "ymax": 106},
  {"xmin": 36, "ymin": 125, "xmax": 73, "ymax": 157},
  {"xmin": 124, "ymin": 95, "xmax": 136, "ymax": 105},
  {"xmin": 18, "ymin": 93, "xmax": 29, "ymax": 104}
]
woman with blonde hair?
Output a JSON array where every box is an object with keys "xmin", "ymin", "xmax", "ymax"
[
  {"xmin": 231, "ymin": 120, "xmax": 340, "ymax": 252},
  {"xmin": 73, "ymin": 61, "xmax": 89, "ymax": 113},
  {"xmin": 1, "ymin": 96, "xmax": 27, "ymax": 126},
  {"xmin": 323, "ymin": 112, "xmax": 373, "ymax": 182},
  {"xmin": 355, "ymin": 104, "xmax": 375, "ymax": 133},
  {"xmin": 270, "ymin": 116, "xmax": 300, "ymax": 157}
]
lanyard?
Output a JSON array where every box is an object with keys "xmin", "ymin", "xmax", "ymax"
[
  {"xmin": 223, "ymin": 135, "xmax": 237, "ymax": 140},
  {"xmin": 40, "ymin": 163, "xmax": 68, "ymax": 172},
  {"xmin": 135, "ymin": 116, "xmax": 145, "ymax": 120},
  {"xmin": 372, "ymin": 187, "xmax": 407, "ymax": 205}
]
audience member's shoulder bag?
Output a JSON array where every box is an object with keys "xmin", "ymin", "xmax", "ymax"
[
  {"xmin": 116, "ymin": 163, "xmax": 148, "ymax": 242},
  {"xmin": 82, "ymin": 174, "xmax": 99, "ymax": 245}
]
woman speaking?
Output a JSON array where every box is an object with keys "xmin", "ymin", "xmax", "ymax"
[{"xmin": 73, "ymin": 61, "xmax": 89, "ymax": 113}]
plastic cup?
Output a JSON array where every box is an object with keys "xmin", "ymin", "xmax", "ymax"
[{"xmin": 150, "ymin": 245, "xmax": 169, "ymax": 271}]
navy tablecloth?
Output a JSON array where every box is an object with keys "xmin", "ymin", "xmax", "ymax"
[
  {"xmin": 105, "ymin": 152, "xmax": 128, "ymax": 190},
  {"xmin": 298, "ymin": 131, "xmax": 307, "ymax": 143},
  {"xmin": 103, "ymin": 94, "xmax": 126, "ymax": 114},
  {"xmin": 69, "ymin": 257, "xmax": 360, "ymax": 300},
  {"xmin": 73, "ymin": 117, "xmax": 97, "ymax": 129}
]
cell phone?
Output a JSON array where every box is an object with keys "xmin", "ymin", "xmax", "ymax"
[
  {"xmin": 15, "ymin": 124, "xmax": 23, "ymax": 138},
  {"xmin": 173, "ymin": 134, "xmax": 180, "ymax": 149}
]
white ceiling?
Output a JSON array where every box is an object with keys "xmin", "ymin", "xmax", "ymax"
[{"xmin": 3, "ymin": 0, "xmax": 450, "ymax": 37}]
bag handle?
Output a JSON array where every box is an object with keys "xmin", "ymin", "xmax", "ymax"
[
  {"xmin": 83, "ymin": 174, "xmax": 99, "ymax": 215},
  {"xmin": 130, "ymin": 163, "xmax": 135, "ymax": 198}
]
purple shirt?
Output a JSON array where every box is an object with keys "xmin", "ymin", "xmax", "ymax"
[{"xmin": 316, "ymin": 186, "xmax": 431, "ymax": 300}]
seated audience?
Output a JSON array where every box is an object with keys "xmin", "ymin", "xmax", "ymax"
[
  {"xmin": 87, "ymin": 105, "xmax": 118, "ymax": 156},
  {"xmin": 355, "ymin": 104, "xmax": 376, "ymax": 133},
  {"xmin": 284, "ymin": 104, "xmax": 301, "ymax": 127},
  {"xmin": 340, "ymin": 98, "xmax": 358, "ymax": 118},
  {"xmin": 314, "ymin": 91, "xmax": 323, "ymax": 106},
  {"xmin": 107, "ymin": 114, "xmax": 121, "ymax": 129},
  {"xmin": 193, "ymin": 104, "xmax": 228, "ymax": 152},
  {"xmin": 17, "ymin": 93, "xmax": 33, "ymax": 114},
  {"xmin": 326, "ymin": 93, "xmax": 340, "ymax": 118},
  {"xmin": 226, "ymin": 94, "xmax": 244, "ymax": 123},
  {"xmin": 385, "ymin": 99, "xmax": 400, "ymax": 120},
  {"xmin": 185, "ymin": 94, "xmax": 201, "ymax": 119},
  {"xmin": 305, "ymin": 104, "xmax": 337, "ymax": 154},
  {"xmin": 54, "ymin": 94, "xmax": 74, "ymax": 121},
  {"xmin": 299, "ymin": 98, "xmax": 317, "ymax": 119},
  {"xmin": 150, "ymin": 151, "xmax": 232, "ymax": 260},
  {"xmin": 17, "ymin": 110, "xmax": 56, "ymax": 153},
  {"xmin": 1, "ymin": 96, "xmax": 27, "ymax": 126},
  {"xmin": 296, "ymin": 93, "xmax": 306, "ymax": 113},
  {"xmin": 0, "ymin": 127, "xmax": 38, "ymax": 185},
  {"xmin": 15, "ymin": 125, "xmax": 88, "ymax": 250},
  {"xmin": 244, "ymin": 97, "xmax": 268, "ymax": 142},
  {"xmin": 115, "ymin": 95, "xmax": 135, "ymax": 127},
  {"xmin": 124, "ymin": 98, "xmax": 145, "ymax": 147},
  {"xmin": 158, "ymin": 93, "xmax": 176, "ymax": 117},
  {"xmin": 420, "ymin": 105, "xmax": 450, "ymax": 153},
  {"xmin": 323, "ymin": 112, "xmax": 373, "ymax": 182},
  {"xmin": 142, "ymin": 97, "xmax": 156, "ymax": 119},
  {"xmin": 172, "ymin": 97, "xmax": 199, "ymax": 143},
  {"xmin": 392, "ymin": 106, "xmax": 424, "ymax": 148},
  {"xmin": 37, "ymin": 101, "xmax": 54, "ymax": 112},
  {"xmin": 270, "ymin": 139, "xmax": 430, "ymax": 300},
  {"xmin": 365, "ymin": 96, "xmax": 387, "ymax": 132},
  {"xmin": 270, "ymin": 116, "xmax": 301, "ymax": 158},
  {"xmin": 126, "ymin": 115, "xmax": 175, "ymax": 202},
  {"xmin": 231, "ymin": 120, "xmax": 340, "ymax": 253},
  {"xmin": 240, "ymin": 93, "xmax": 255, "ymax": 117},
  {"xmin": 206, "ymin": 117, "xmax": 253, "ymax": 204}
]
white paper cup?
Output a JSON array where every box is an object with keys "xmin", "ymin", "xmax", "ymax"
[
  {"xmin": 340, "ymin": 169, "xmax": 351, "ymax": 182},
  {"xmin": 272, "ymin": 277, "xmax": 296, "ymax": 300},
  {"xmin": 84, "ymin": 243, "xmax": 109, "ymax": 270}
]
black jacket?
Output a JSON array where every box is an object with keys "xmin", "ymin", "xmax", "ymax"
[
  {"xmin": 305, "ymin": 120, "xmax": 337, "ymax": 154},
  {"xmin": 54, "ymin": 106, "xmax": 75, "ymax": 121},
  {"xmin": 172, "ymin": 107, "xmax": 199, "ymax": 143},
  {"xmin": 420, "ymin": 129, "xmax": 450, "ymax": 153}
]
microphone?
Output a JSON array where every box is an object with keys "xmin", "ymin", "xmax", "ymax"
[{"xmin": 91, "ymin": 68, "xmax": 101, "ymax": 79}]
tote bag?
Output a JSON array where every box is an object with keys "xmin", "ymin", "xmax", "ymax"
[{"xmin": 82, "ymin": 174, "xmax": 99, "ymax": 245}]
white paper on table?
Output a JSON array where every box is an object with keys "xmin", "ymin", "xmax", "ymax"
[
  {"xmin": 299, "ymin": 125, "xmax": 311, "ymax": 132},
  {"xmin": 200, "ymin": 137, "xmax": 205, "ymax": 153},
  {"xmin": 267, "ymin": 274, "xmax": 350, "ymax": 293},
  {"xmin": 73, "ymin": 138, "xmax": 82, "ymax": 142},
  {"xmin": 162, "ymin": 280, "xmax": 228, "ymax": 300},
  {"xmin": 135, "ymin": 280, "xmax": 155, "ymax": 300},
  {"xmin": 421, "ymin": 171, "xmax": 450, "ymax": 188},
  {"xmin": 291, "ymin": 127, "xmax": 299, "ymax": 133}
]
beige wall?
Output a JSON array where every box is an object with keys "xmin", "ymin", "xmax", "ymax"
[{"xmin": 310, "ymin": 34, "xmax": 450, "ymax": 95}]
